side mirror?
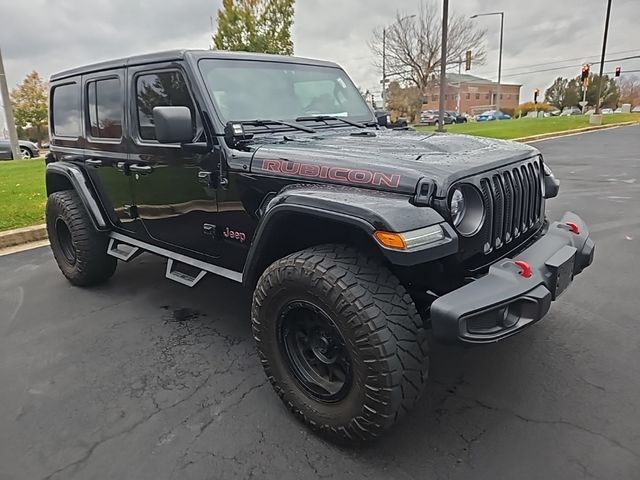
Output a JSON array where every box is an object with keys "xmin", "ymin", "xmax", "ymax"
[{"xmin": 153, "ymin": 106, "xmax": 193, "ymax": 144}]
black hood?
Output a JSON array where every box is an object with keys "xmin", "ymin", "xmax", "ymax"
[{"xmin": 250, "ymin": 128, "xmax": 540, "ymax": 197}]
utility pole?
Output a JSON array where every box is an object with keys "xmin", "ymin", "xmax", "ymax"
[
  {"xmin": 594, "ymin": 0, "xmax": 613, "ymax": 116},
  {"xmin": 0, "ymin": 48, "xmax": 20, "ymax": 160},
  {"xmin": 457, "ymin": 57, "xmax": 462, "ymax": 114},
  {"xmin": 437, "ymin": 0, "xmax": 449, "ymax": 132}
]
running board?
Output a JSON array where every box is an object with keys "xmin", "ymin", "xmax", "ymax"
[
  {"xmin": 166, "ymin": 259, "xmax": 207, "ymax": 287},
  {"xmin": 108, "ymin": 232, "xmax": 243, "ymax": 285},
  {"xmin": 107, "ymin": 238, "xmax": 141, "ymax": 262}
]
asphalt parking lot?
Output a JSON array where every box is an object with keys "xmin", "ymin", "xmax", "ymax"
[{"xmin": 1, "ymin": 125, "xmax": 639, "ymax": 480}]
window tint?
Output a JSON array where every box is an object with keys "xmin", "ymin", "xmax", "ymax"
[
  {"xmin": 52, "ymin": 83, "xmax": 80, "ymax": 137},
  {"xmin": 136, "ymin": 71, "xmax": 196, "ymax": 141},
  {"xmin": 87, "ymin": 78, "xmax": 122, "ymax": 139}
]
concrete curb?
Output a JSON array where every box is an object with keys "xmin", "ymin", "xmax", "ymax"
[
  {"xmin": 0, "ymin": 224, "xmax": 48, "ymax": 249},
  {"xmin": 514, "ymin": 121, "xmax": 639, "ymax": 143}
]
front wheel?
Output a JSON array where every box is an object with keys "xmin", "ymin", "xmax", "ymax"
[
  {"xmin": 20, "ymin": 147, "xmax": 32, "ymax": 159},
  {"xmin": 46, "ymin": 190, "xmax": 117, "ymax": 286},
  {"xmin": 252, "ymin": 245, "xmax": 429, "ymax": 442}
]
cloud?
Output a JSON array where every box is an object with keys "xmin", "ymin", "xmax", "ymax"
[{"xmin": 1, "ymin": 0, "xmax": 638, "ymax": 127}]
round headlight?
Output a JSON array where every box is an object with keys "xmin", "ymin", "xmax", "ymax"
[
  {"xmin": 450, "ymin": 188, "xmax": 466, "ymax": 227},
  {"xmin": 449, "ymin": 184, "xmax": 485, "ymax": 236}
]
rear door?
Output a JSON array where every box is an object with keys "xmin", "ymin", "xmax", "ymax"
[
  {"xmin": 127, "ymin": 63, "xmax": 219, "ymax": 259},
  {"xmin": 82, "ymin": 69, "xmax": 137, "ymax": 233}
]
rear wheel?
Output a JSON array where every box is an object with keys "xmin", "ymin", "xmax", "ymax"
[
  {"xmin": 46, "ymin": 190, "xmax": 117, "ymax": 286},
  {"xmin": 252, "ymin": 245, "xmax": 429, "ymax": 442}
]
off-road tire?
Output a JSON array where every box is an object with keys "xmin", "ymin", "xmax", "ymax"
[
  {"xmin": 252, "ymin": 244, "xmax": 429, "ymax": 442},
  {"xmin": 46, "ymin": 190, "xmax": 116, "ymax": 286}
]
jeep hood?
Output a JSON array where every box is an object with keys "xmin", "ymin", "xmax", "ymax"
[{"xmin": 250, "ymin": 129, "xmax": 539, "ymax": 197}]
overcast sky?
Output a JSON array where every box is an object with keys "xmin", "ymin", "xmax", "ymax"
[{"xmin": 1, "ymin": 0, "xmax": 639, "ymax": 129}]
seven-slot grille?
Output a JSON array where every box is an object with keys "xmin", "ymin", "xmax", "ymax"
[{"xmin": 479, "ymin": 158, "xmax": 543, "ymax": 254}]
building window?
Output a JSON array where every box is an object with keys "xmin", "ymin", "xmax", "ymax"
[
  {"xmin": 507, "ymin": 94, "xmax": 511, "ymax": 100},
  {"xmin": 466, "ymin": 93, "xmax": 470, "ymax": 100},
  {"xmin": 485, "ymin": 94, "xmax": 490, "ymax": 100},
  {"xmin": 432, "ymin": 94, "xmax": 437, "ymax": 101},
  {"xmin": 500, "ymin": 94, "xmax": 504, "ymax": 99},
  {"xmin": 475, "ymin": 93, "xmax": 480, "ymax": 100},
  {"xmin": 87, "ymin": 78, "xmax": 123, "ymax": 139},
  {"xmin": 445, "ymin": 94, "xmax": 448, "ymax": 100},
  {"xmin": 52, "ymin": 83, "xmax": 81, "ymax": 137},
  {"xmin": 136, "ymin": 71, "xmax": 196, "ymax": 141}
]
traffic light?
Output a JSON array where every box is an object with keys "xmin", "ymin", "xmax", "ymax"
[
  {"xmin": 465, "ymin": 50, "xmax": 472, "ymax": 71},
  {"xmin": 534, "ymin": 88, "xmax": 539, "ymax": 104},
  {"xmin": 615, "ymin": 66, "xmax": 621, "ymax": 77},
  {"xmin": 581, "ymin": 64, "xmax": 590, "ymax": 82}
]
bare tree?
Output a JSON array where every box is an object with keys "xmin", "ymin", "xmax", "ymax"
[
  {"xmin": 619, "ymin": 75, "xmax": 640, "ymax": 107},
  {"xmin": 370, "ymin": 0, "xmax": 487, "ymax": 91}
]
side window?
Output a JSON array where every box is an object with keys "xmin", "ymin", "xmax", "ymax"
[
  {"xmin": 136, "ymin": 71, "xmax": 196, "ymax": 141},
  {"xmin": 52, "ymin": 83, "xmax": 81, "ymax": 137},
  {"xmin": 87, "ymin": 78, "xmax": 122, "ymax": 140}
]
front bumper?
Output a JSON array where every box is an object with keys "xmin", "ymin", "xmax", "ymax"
[{"xmin": 431, "ymin": 212, "xmax": 595, "ymax": 344}]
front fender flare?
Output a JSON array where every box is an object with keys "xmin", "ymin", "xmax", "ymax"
[{"xmin": 242, "ymin": 185, "xmax": 458, "ymax": 287}]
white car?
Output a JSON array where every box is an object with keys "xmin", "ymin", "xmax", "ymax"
[
  {"xmin": 601, "ymin": 108, "xmax": 614, "ymax": 115},
  {"xmin": 632, "ymin": 106, "xmax": 640, "ymax": 113}
]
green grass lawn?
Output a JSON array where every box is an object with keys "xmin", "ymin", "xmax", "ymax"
[
  {"xmin": 414, "ymin": 113, "xmax": 640, "ymax": 139},
  {"xmin": 0, "ymin": 158, "xmax": 46, "ymax": 232}
]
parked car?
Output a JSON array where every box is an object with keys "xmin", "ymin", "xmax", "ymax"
[
  {"xmin": 475, "ymin": 110, "xmax": 511, "ymax": 122},
  {"xmin": 601, "ymin": 108, "xmax": 614, "ymax": 115},
  {"xmin": 561, "ymin": 107, "xmax": 582, "ymax": 116},
  {"xmin": 632, "ymin": 106, "xmax": 640, "ymax": 113},
  {"xmin": 549, "ymin": 109, "xmax": 562, "ymax": 116},
  {"xmin": 0, "ymin": 139, "xmax": 40, "ymax": 160},
  {"xmin": 420, "ymin": 110, "xmax": 454, "ymax": 126},
  {"xmin": 446, "ymin": 111, "xmax": 468, "ymax": 124},
  {"xmin": 44, "ymin": 49, "xmax": 594, "ymax": 443}
]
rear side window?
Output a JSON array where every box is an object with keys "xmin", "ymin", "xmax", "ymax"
[
  {"xmin": 87, "ymin": 78, "xmax": 122, "ymax": 139},
  {"xmin": 52, "ymin": 83, "xmax": 81, "ymax": 137},
  {"xmin": 135, "ymin": 71, "xmax": 196, "ymax": 141}
]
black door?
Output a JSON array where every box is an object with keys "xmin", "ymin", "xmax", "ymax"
[
  {"xmin": 82, "ymin": 69, "xmax": 137, "ymax": 232},
  {"xmin": 127, "ymin": 65, "xmax": 219, "ymax": 259}
]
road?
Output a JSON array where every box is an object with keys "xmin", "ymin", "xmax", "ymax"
[{"xmin": 1, "ymin": 125, "xmax": 639, "ymax": 480}]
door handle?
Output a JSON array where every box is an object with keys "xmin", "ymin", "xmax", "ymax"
[
  {"xmin": 85, "ymin": 159, "xmax": 102, "ymax": 167},
  {"xmin": 130, "ymin": 164, "xmax": 153, "ymax": 174}
]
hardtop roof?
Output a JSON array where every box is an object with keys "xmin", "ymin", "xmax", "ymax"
[{"xmin": 50, "ymin": 49, "xmax": 341, "ymax": 82}]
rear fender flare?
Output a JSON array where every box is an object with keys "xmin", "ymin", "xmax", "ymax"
[{"xmin": 46, "ymin": 162, "xmax": 108, "ymax": 230}]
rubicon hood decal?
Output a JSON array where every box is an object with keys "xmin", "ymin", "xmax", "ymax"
[{"xmin": 261, "ymin": 158, "xmax": 401, "ymax": 188}]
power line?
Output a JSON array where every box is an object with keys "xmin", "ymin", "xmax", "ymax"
[
  {"xmin": 473, "ymin": 48, "xmax": 640, "ymax": 77},
  {"xmin": 498, "ymin": 55, "xmax": 640, "ymax": 79}
]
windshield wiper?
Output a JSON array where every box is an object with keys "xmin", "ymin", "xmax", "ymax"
[
  {"xmin": 295, "ymin": 115, "xmax": 366, "ymax": 128},
  {"xmin": 239, "ymin": 119, "xmax": 316, "ymax": 134}
]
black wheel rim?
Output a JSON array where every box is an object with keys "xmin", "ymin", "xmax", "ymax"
[
  {"xmin": 278, "ymin": 300, "xmax": 352, "ymax": 403},
  {"xmin": 55, "ymin": 218, "xmax": 76, "ymax": 264}
]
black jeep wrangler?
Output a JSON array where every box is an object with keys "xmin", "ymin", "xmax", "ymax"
[{"xmin": 45, "ymin": 50, "xmax": 594, "ymax": 442}]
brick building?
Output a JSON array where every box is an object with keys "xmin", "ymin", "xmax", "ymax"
[{"xmin": 421, "ymin": 73, "xmax": 521, "ymax": 115}]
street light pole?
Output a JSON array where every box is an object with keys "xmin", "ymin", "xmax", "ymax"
[
  {"xmin": 471, "ymin": 11, "xmax": 504, "ymax": 113},
  {"xmin": 437, "ymin": 0, "xmax": 449, "ymax": 133}
]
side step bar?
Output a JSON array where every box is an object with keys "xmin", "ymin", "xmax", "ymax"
[{"xmin": 108, "ymin": 232, "xmax": 243, "ymax": 286}]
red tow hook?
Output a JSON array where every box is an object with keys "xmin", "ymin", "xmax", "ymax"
[
  {"xmin": 566, "ymin": 222, "xmax": 580, "ymax": 235},
  {"xmin": 514, "ymin": 260, "xmax": 533, "ymax": 278}
]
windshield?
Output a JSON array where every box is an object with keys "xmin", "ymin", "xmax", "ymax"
[{"xmin": 198, "ymin": 59, "xmax": 373, "ymax": 125}]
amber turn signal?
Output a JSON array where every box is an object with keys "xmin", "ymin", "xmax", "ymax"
[{"xmin": 373, "ymin": 231, "xmax": 407, "ymax": 250}]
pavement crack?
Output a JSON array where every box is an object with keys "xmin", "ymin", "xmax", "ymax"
[
  {"xmin": 471, "ymin": 398, "xmax": 639, "ymax": 460},
  {"xmin": 40, "ymin": 374, "xmax": 212, "ymax": 480}
]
